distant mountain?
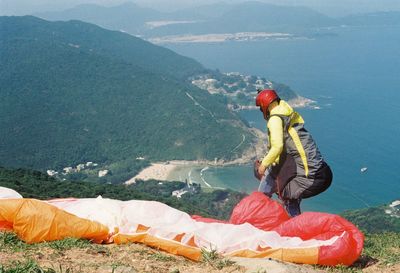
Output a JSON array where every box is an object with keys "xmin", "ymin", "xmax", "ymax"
[
  {"xmin": 166, "ymin": 2, "xmax": 236, "ymax": 21},
  {"xmin": 341, "ymin": 11, "xmax": 400, "ymax": 26},
  {"xmin": 204, "ymin": 1, "xmax": 338, "ymax": 33},
  {"xmin": 0, "ymin": 16, "xmax": 254, "ymax": 171},
  {"xmin": 36, "ymin": 1, "xmax": 400, "ymax": 41},
  {"xmin": 36, "ymin": 2, "xmax": 163, "ymax": 34},
  {"xmin": 36, "ymin": 1, "xmax": 338, "ymax": 37}
]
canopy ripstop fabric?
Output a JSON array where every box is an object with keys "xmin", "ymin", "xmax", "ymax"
[
  {"xmin": 0, "ymin": 187, "xmax": 22, "ymax": 199},
  {"xmin": 0, "ymin": 190, "xmax": 363, "ymax": 266}
]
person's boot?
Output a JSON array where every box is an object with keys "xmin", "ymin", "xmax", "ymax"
[{"xmin": 284, "ymin": 199, "xmax": 301, "ymax": 217}]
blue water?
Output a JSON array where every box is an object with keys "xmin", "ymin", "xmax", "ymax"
[{"xmin": 165, "ymin": 26, "xmax": 400, "ymax": 213}]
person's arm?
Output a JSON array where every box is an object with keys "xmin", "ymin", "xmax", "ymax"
[{"xmin": 259, "ymin": 116, "xmax": 284, "ymax": 174}]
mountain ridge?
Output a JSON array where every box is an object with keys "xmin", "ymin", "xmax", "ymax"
[
  {"xmin": 35, "ymin": 1, "xmax": 400, "ymax": 41},
  {"xmin": 0, "ymin": 16, "xmax": 254, "ymax": 172}
]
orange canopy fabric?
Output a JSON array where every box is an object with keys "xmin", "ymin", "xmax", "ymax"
[
  {"xmin": 0, "ymin": 190, "xmax": 364, "ymax": 266},
  {"xmin": 0, "ymin": 199, "xmax": 109, "ymax": 243}
]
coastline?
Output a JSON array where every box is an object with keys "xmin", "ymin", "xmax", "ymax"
[
  {"xmin": 125, "ymin": 162, "xmax": 179, "ymax": 184},
  {"xmin": 125, "ymin": 127, "xmax": 267, "ymax": 185},
  {"xmin": 124, "ymin": 98, "xmax": 315, "ymax": 186},
  {"xmin": 234, "ymin": 96, "xmax": 317, "ymax": 110}
]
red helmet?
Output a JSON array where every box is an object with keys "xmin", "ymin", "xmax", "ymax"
[{"xmin": 256, "ymin": 89, "xmax": 279, "ymax": 119}]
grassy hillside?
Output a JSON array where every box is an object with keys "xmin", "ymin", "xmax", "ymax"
[
  {"xmin": 0, "ymin": 167, "xmax": 399, "ymax": 272},
  {"xmin": 0, "ymin": 233, "xmax": 242, "ymax": 273},
  {"xmin": 0, "ymin": 16, "xmax": 254, "ymax": 171}
]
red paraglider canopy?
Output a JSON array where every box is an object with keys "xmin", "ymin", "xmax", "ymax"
[{"xmin": 193, "ymin": 192, "xmax": 364, "ymax": 266}]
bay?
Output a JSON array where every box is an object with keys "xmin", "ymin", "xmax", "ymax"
[{"xmin": 166, "ymin": 26, "xmax": 400, "ymax": 213}]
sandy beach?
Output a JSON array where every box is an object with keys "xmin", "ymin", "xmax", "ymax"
[
  {"xmin": 124, "ymin": 160, "xmax": 209, "ymax": 184},
  {"xmin": 125, "ymin": 163, "xmax": 178, "ymax": 184},
  {"xmin": 125, "ymin": 127, "xmax": 267, "ymax": 185}
]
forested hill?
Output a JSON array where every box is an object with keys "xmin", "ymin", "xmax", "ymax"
[
  {"xmin": 0, "ymin": 16, "xmax": 204, "ymax": 79},
  {"xmin": 0, "ymin": 16, "xmax": 254, "ymax": 170}
]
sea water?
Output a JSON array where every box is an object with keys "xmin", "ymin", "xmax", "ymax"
[{"xmin": 166, "ymin": 26, "xmax": 400, "ymax": 213}]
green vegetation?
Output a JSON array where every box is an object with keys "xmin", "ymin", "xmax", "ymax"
[
  {"xmin": 0, "ymin": 260, "xmax": 56, "ymax": 273},
  {"xmin": 0, "ymin": 232, "xmax": 93, "ymax": 254},
  {"xmin": 192, "ymin": 71, "xmax": 299, "ymax": 109},
  {"xmin": 314, "ymin": 206, "xmax": 400, "ymax": 272},
  {"xmin": 0, "ymin": 16, "xmax": 254, "ymax": 173},
  {"xmin": 61, "ymin": 157, "xmax": 151, "ymax": 184},
  {"xmin": 332, "ymin": 203, "xmax": 400, "ymax": 271},
  {"xmin": 363, "ymin": 232, "xmax": 400, "ymax": 265},
  {"xmin": 271, "ymin": 82, "xmax": 299, "ymax": 101},
  {"xmin": 2, "ymin": 230, "xmax": 399, "ymax": 273},
  {"xmin": 201, "ymin": 248, "xmax": 236, "ymax": 270},
  {"xmin": 0, "ymin": 232, "xmax": 30, "ymax": 252},
  {"xmin": 0, "ymin": 231, "xmax": 237, "ymax": 272},
  {"xmin": 0, "ymin": 232, "xmax": 110, "ymax": 273},
  {"xmin": 1, "ymin": 167, "xmax": 400, "ymax": 272},
  {"xmin": 0, "ymin": 167, "xmax": 246, "ymax": 220},
  {"xmin": 341, "ymin": 206, "xmax": 400, "ymax": 233},
  {"xmin": 149, "ymin": 252, "xmax": 177, "ymax": 262},
  {"xmin": 317, "ymin": 232, "xmax": 400, "ymax": 272}
]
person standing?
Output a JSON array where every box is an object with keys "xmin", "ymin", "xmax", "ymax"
[{"xmin": 255, "ymin": 89, "xmax": 332, "ymax": 217}]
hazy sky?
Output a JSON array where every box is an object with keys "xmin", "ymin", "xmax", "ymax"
[{"xmin": 1, "ymin": 0, "xmax": 400, "ymax": 17}]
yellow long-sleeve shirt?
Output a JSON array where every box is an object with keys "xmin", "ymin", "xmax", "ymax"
[{"xmin": 261, "ymin": 115, "xmax": 284, "ymax": 168}]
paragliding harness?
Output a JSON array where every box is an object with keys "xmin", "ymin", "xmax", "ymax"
[
  {"xmin": 266, "ymin": 112, "xmax": 299, "ymax": 199},
  {"xmin": 266, "ymin": 111, "xmax": 331, "ymax": 202}
]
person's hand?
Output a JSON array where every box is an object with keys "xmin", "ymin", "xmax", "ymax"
[
  {"xmin": 253, "ymin": 160, "xmax": 262, "ymax": 180},
  {"xmin": 258, "ymin": 164, "xmax": 267, "ymax": 177}
]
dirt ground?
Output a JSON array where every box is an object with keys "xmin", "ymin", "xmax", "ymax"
[
  {"xmin": 1, "ymin": 242, "xmax": 398, "ymax": 273},
  {"xmin": 0, "ymin": 243, "xmax": 245, "ymax": 273},
  {"xmin": 362, "ymin": 263, "xmax": 400, "ymax": 273}
]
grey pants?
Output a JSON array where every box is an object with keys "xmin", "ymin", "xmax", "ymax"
[
  {"xmin": 258, "ymin": 168, "xmax": 276, "ymax": 197},
  {"xmin": 258, "ymin": 168, "xmax": 301, "ymax": 217}
]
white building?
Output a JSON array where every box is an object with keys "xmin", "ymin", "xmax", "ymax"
[
  {"xmin": 172, "ymin": 189, "xmax": 188, "ymax": 199},
  {"xmin": 63, "ymin": 167, "xmax": 74, "ymax": 174},
  {"xmin": 385, "ymin": 200, "xmax": 400, "ymax": 218},
  {"xmin": 98, "ymin": 170, "xmax": 109, "ymax": 177},
  {"xmin": 47, "ymin": 170, "xmax": 58, "ymax": 176}
]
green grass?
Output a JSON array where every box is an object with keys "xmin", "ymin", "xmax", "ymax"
[
  {"xmin": 149, "ymin": 252, "xmax": 177, "ymax": 262},
  {"xmin": 0, "ymin": 232, "xmax": 94, "ymax": 252},
  {"xmin": 0, "ymin": 261, "xmax": 79, "ymax": 273},
  {"xmin": 363, "ymin": 232, "xmax": 400, "ymax": 265},
  {"xmin": 0, "ymin": 260, "xmax": 55, "ymax": 273},
  {"xmin": 317, "ymin": 232, "xmax": 400, "ymax": 272},
  {"xmin": 0, "ymin": 232, "xmax": 109, "ymax": 258},
  {"xmin": 0, "ymin": 232, "xmax": 31, "ymax": 252},
  {"xmin": 2, "ymin": 231, "xmax": 399, "ymax": 272},
  {"xmin": 41, "ymin": 238, "xmax": 92, "ymax": 251},
  {"xmin": 201, "ymin": 247, "xmax": 236, "ymax": 270}
]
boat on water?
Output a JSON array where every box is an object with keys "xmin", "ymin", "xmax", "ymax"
[{"xmin": 360, "ymin": 167, "xmax": 368, "ymax": 173}]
